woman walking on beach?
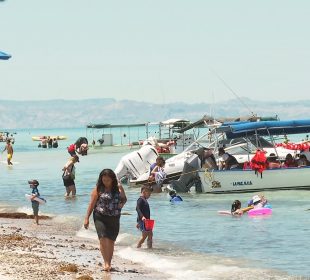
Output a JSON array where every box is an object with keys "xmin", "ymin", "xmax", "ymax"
[{"xmin": 84, "ymin": 169, "xmax": 127, "ymax": 272}]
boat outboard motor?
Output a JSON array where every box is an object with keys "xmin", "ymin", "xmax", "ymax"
[
  {"xmin": 115, "ymin": 145, "xmax": 158, "ymax": 181},
  {"xmin": 169, "ymin": 153, "xmax": 202, "ymax": 193}
]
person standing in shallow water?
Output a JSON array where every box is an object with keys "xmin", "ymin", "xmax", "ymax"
[
  {"xmin": 84, "ymin": 169, "xmax": 127, "ymax": 272},
  {"xmin": 62, "ymin": 155, "xmax": 79, "ymax": 197},
  {"xmin": 2, "ymin": 140, "xmax": 13, "ymax": 165}
]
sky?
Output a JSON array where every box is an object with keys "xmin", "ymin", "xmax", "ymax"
[{"xmin": 0, "ymin": 0, "xmax": 309, "ymax": 104}]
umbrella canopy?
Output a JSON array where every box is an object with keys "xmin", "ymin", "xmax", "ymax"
[{"xmin": 0, "ymin": 51, "xmax": 11, "ymax": 60}]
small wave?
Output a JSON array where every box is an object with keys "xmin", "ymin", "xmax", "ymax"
[
  {"xmin": 16, "ymin": 206, "xmax": 33, "ymax": 215},
  {"xmin": 76, "ymin": 226, "xmax": 97, "ymax": 241},
  {"xmin": 115, "ymin": 247, "xmax": 289, "ymax": 280}
]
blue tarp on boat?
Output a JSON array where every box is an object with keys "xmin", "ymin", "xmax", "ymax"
[
  {"xmin": 221, "ymin": 120, "xmax": 310, "ymax": 138},
  {"xmin": 0, "ymin": 51, "xmax": 11, "ymax": 60}
]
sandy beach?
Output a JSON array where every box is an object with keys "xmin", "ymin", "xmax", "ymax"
[{"xmin": 0, "ymin": 216, "xmax": 167, "ymax": 280}]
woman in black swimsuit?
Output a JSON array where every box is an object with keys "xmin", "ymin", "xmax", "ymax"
[{"xmin": 84, "ymin": 169, "xmax": 127, "ymax": 272}]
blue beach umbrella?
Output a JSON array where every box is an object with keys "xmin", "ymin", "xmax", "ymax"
[{"xmin": 0, "ymin": 50, "xmax": 11, "ymax": 60}]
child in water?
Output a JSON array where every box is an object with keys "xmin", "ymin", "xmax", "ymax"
[
  {"xmin": 169, "ymin": 190, "xmax": 183, "ymax": 203},
  {"xmin": 28, "ymin": 180, "xmax": 40, "ymax": 225},
  {"xmin": 136, "ymin": 185, "xmax": 153, "ymax": 249},
  {"xmin": 231, "ymin": 199, "xmax": 253, "ymax": 215}
]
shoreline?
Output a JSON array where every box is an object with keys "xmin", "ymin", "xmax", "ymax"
[{"xmin": 0, "ymin": 217, "xmax": 168, "ymax": 280}]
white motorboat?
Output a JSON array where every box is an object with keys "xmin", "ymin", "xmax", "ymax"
[{"xmin": 196, "ymin": 119, "xmax": 310, "ymax": 193}]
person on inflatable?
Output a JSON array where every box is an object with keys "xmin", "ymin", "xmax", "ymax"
[
  {"xmin": 248, "ymin": 194, "xmax": 268, "ymax": 209},
  {"xmin": 68, "ymin": 137, "xmax": 89, "ymax": 156}
]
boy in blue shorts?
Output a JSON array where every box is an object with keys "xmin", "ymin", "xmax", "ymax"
[{"xmin": 136, "ymin": 185, "xmax": 153, "ymax": 249}]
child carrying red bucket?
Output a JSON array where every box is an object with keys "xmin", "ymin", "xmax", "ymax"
[{"xmin": 136, "ymin": 185, "xmax": 154, "ymax": 249}]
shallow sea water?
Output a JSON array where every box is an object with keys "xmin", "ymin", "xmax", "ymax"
[{"xmin": 0, "ymin": 128, "xmax": 310, "ymax": 279}]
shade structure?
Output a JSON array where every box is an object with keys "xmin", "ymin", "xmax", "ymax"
[{"xmin": 219, "ymin": 119, "xmax": 310, "ymax": 139}]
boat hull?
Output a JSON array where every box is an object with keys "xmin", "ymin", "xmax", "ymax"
[
  {"xmin": 199, "ymin": 167, "xmax": 310, "ymax": 193},
  {"xmin": 90, "ymin": 144, "xmax": 140, "ymax": 153}
]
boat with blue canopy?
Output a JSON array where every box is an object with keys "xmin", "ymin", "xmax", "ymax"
[{"xmin": 196, "ymin": 119, "xmax": 310, "ymax": 193}]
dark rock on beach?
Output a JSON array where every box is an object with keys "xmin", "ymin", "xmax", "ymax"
[{"xmin": 0, "ymin": 212, "xmax": 51, "ymax": 219}]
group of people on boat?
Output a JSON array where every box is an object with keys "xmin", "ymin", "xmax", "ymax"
[
  {"xmin": 256, "ymin": 151, "xmax": 310, "ymax": 170},
  {"xmin": 202, "ymin": 147, "xmax": 241, "ymax": 171},
  {"xmin": 202, "ymin": 146, "xmax": 310, "ymax": 172}
]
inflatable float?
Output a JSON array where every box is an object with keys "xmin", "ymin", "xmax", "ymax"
[
  {"xmin": 248, "ymin": 207, "xmax": 272, "ymax": 216},
  {"xmin": 25, "ymin": 194, "xmax": 46, "ymax": 204},
  {"xmin": 32, "ymin": 136, "xmax": 67, "ymax": 141},
  {"xmin": 218, "ymin": 210, "xmax": 232, "ymax": 215}
]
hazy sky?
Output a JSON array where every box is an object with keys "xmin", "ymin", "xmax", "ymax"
[{"xmin": 0, "ymin": 0, "xmax": 309, "ymax": 104}]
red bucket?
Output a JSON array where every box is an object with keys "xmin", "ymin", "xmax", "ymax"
[{"xmin": 144, "ymin": 219, "xmax": 155, "ymax": 231}]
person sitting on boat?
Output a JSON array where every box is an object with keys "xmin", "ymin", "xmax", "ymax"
[
  {"xmin": 149, "ymin": 156, "xmax": 165, "ymax": 175},
  {"xmin": 282, "ymin": 153, "xmax": 297, "ymax": 168},
  {"xmin": 297, "ymin": 154, "xmax": 310, "ymax": 167},
  {"xmin": 266, "ymin": 153, "xmax": 281, "ymax": 169},
  {"xmin": 202, "ymin": 148, "xmax": 218, "ymax": 170},
  {"xmin": 218, "ymin": 147, "xmax": 239, "ymax": 170},
  {"xmin": 148, "ymin": 157, "xmax": 166, "ymax": 192},
  {"xmin": 169, "ymin": 190, "xmax": 183, "ymax": 203},
  {"xmin": 68, "ymin": 137, "xmax": 89, "ymax": 156}
]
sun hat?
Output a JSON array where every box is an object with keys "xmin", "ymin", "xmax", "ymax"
[{"xmin": 252, "ymin": 195, "xmax": 261, "ymax": 204}]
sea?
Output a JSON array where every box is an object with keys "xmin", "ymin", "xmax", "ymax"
[{"xmin": 0, "ymin": 127, "xmax": 310, "ymax": 280}]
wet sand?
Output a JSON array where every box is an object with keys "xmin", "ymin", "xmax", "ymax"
[{"xmin": 0, "ymin": 216, "xmax": 167, "ymax": 280}]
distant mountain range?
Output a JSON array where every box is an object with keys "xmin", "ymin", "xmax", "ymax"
[{"xmin": 0, "ymin": 98, "xmax": 309, "ymax": 129}]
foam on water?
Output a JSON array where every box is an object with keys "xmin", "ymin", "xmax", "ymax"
[
  {"xmin": 16, "ymin": 206, "xmax": 33, "ymax": 215},
  {"xmin": 76, "ymin": 226, "xmax": 98, "ymax": 241},
  {"xmin": 116, "ymin": 246, "xmax": 290, "ymax": 280}
]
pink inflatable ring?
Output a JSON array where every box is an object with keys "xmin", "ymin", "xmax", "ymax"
[{"xmin": 248, "ymin": 208, "xmax": 272, "ymax": 216}]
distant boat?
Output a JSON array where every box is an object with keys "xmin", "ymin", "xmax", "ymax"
[
  {"xmin": 32, "ymin": 136, "xmax": 67, "ymax": 141},
  {"xmin": 86, "ymin": 123, "xmax": 149, "ymax": 153}
]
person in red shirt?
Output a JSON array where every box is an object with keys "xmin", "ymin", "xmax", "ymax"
[{"xmin": 67, "ymin": 137, "xmax": 89, "ymax": 156}]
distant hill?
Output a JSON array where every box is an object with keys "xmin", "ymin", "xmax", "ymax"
[{"xmin": 0, "ymin": 98, "xmax": 309, "ymax": 129}]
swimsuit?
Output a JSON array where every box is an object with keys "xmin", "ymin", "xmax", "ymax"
[{"xmin": 93, "ymin": 188, "xmax": 121, "ymax": 241}]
